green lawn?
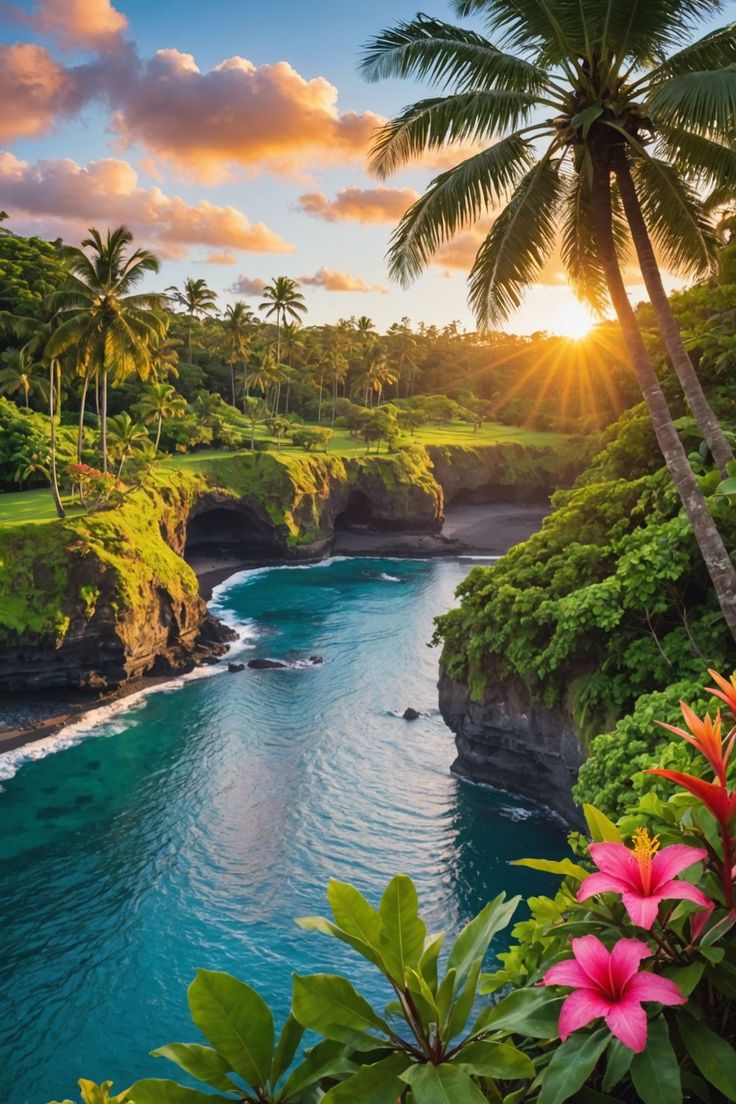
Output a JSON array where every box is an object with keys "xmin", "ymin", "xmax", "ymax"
[{"xmin": 0, "ymin": 421, "xmax": 568, "ymax": 526}]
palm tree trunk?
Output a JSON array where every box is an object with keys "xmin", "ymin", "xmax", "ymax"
[
  {"xmin": 49, "ymin": 359, "xmax": 65, "ymax": 518},
  {"xmin": 188, "ymin": 317, "xmax": 193, "ymax": 365},
  {"xmin": 591, "ymin": 160, "xmax": 736, "ymax": 641},
  {"xmin": 614, "ymin": 152, "xmax": 734, "ymax": 476},
  {"xmin": 230, "ymin": 362, "xmax": 236, "ymax": 406},
  {"xmin": 101, "ymin": 366, "xmax": 108, "ymax": 473},
  {"xmin": 155, "ymin": 415, "xmax": 163, "ymax": 452},
  {"xmin": 332, "ymin": 376, "xmax": 337, "ymax": 425},
  {"xmin": 317, "ymin": 375, "xmax": 323, "ymax": 423},
  {"xmin": 77, "ymin": 371, "xmax": 90, "ymax": 463}
]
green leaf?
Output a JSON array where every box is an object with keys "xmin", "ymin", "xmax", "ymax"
[
  {"xmin": 631, "ymin": 1018, "xmax": 682, "ymax": 1104},
  {"xmin": 402, "ymin": 1062, "xmax": 489, "ymax": 1103},
  {"xmin": 445, "ymin": 960, "xmax": 482, "ymax": 1041},
  {"xmin": 511, "ymin": 858, "xmax": 588, "ymax": 880},
  {"xmin": 456, "ymin": 1039, "xmax": 534, "ymax": 1079},
  {"xmin": 295, "ymin": 915, "xmax": 383, "ymax": 970},
  {"xmin": 419, "ymin": 933, "xmax": 445, "ymax": 992},
  {"xmin": 327, "ymin": 880, "xmax": 384, "ymax": 961},
  {"xmin": 292, "ymin": 974, "xmax": 390, "ymax": 1050},
  {"xmin": 378, "ymin": 875, "xmax": 427, "ymax": 985},
  {"xmin": 601, "ymin": 1039, "xmax": 633, "ymax": 1091},
  {"xmin": 280, "ymin": 1039, "xmax": 354, "ymax": 1100},
  {"xmin": 271, "ymin": 1014, "xmax": 304, "ymax": 1084},
  {"xmin": 662, "ymin": 962, "xmax": 703, "ymax": 997},
  {"xmin": 150, "ymin": 1044, "xmax": 239, "ymax": 1094},
  {"xmin": 538, "ymin": 1029, "xmax": 610, "ymax": 1104},
  {"xmin": 473, "ymin": 988, "xmax": 563, "ymax": 1038},
  {"xmin": 582, "ymin": 804, "xmax": 622, "ymax": 843},
  {"xmin": 127, "ymin": 1081, "xmax": 232, "ymax": 1104},
  {"xmin": 188, "ymin": 970, "xmax": 273, "ymax": 1091},
  {"xmin": 321, "ymin": 1053, "xmax": 412, "ymax": 1104},
  {"xmin": 571, "ymin": 104, "xmax": 603, "ymax": 138},
  {"xmin": 447, "ymin": 894, "xmax": 520, "ymax": 984},
  {"xmin": 680, "ymin": 1015, "xmax": 736, "ymax": 1101}
]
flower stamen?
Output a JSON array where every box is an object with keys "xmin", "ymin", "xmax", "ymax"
[{"xmin": 631, "ymin": 828, "xmax": 660, "ymax": 894}]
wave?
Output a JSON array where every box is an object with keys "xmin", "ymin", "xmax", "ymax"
[{"xmin": 379, "ymin": 573, "xmax": 401, "ymax": 583}]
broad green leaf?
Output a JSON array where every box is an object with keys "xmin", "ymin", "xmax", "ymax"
[
  {"xmin": 150, "ymin": 1044, "xmax": 238, "ymax": 1093},
  {"xmin": 127, "ymin": 1080, "xmax": 231, "ymax": 1104},
  {"xmin": 447, "ymin": 895, "xmax": 520, "ymax": 985},
  {"xmin": 511, "ymin": 858, "xmax": 588, "ymax": 880},
  {"xmin": 601, "ymin": 1039, "xmax": 633, "ymax": 1091},
  {"xmin": 295, "ymin": 915, "xmax": 382, "ymax": 970},
  {"xmin": 680, "ymin": 1015, "xmax": 736, "ymax": 1101},
  {"xmin": 456, "ymin": 1039, "xmax": 534, "ymax": 1079},
  {"xmin": 402, "ymin": 1062, "xmax": 489, "ymax": 1103},
  {"xmin": 327, "ymin": 880, "xmax": 383, "ymax": 952},
  {"xmin": 379, "ymin": 875, "xmax": 427, "ymax": 984},
  {"xmin": 571, "ymin": 105, "xmax": 604, "ymax": 138},
  {"xmin": 321, "ymin": 1053, "xmax": 412, "ymax": 1103},
  {"xmin": 631, "ymin": 1018, "xmax": 682, "ymax": 1104},
  {"xmin": 280, "ymin": 1039, "xmax": 354, "ymax": 1099},
  {"xmin": 292, "ymin": 974, "xmax": 390, "ymax": 1050},
  {"xmin": 271, "ymin": 1014, "xmax": 304, "ymax": 1084},
  {"xmin": 436, "ymin": 967, "xmax": 457, "ymax": 1027},
  {"xmin": 188, "ymin": 970, "xmax": 273, "ymax": 1090},
  {"xmin": 419, "ymin": 933, "xmax": 445, "ymax": 992},
  {"xmin": 473, "ymin": 989, "xmax": 562, "ymax": 1038},
  {"xmin": 406, "ymin": 966, "xmax": 440, "ymax": 1018},
  {"xmin": 662, "ymin": 962, "xmax": 704, "ymax": 997},
  {"xmin": 445, "ymin": 960, "xmax": 482, "ymax": 1041},
  {"xmin": 582, "ymin": 804, "xmax": 622, "ymax": 843},
  {"xmin": 538, "ymin": 1029, "xmax": 609, "ymax": 1104}
]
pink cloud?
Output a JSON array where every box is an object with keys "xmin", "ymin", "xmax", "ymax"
[
  {"xmin": 0, "ymin": 152, "xmax": 294, "ymax": 258},
  {"xmin": 0, "ymin": 43, "xmax": 83, "ymax": 141},
  {"xmin": 205, "ymin": 251, "xmax": 237, "ymax": 265},
  {"xmin": 227, "ymin": 276, "xmax": 267, "ymax": 296},
  {"xmin": 296, "ymin": 185, "xmax": 419, "ymax": 224},
  {"xmin": 301, "ymin": 267, "xmax": 387, "ymax": 293},
  {"xmin": 3, "ymin": 0, "xmax": 128, "ymax": 50}
]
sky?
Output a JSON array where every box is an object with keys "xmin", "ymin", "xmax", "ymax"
[{"xmin": 1, "ymin": 0, "xmax": 734, "ymax": 336}]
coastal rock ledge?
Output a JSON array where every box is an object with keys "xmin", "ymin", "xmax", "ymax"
[{"xmin": 438, "ymin": 668, "xmax": 585, "ymax": 826}]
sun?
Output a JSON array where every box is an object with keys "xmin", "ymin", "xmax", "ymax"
[{"xmin": 552, "ymin": 299, "xmax": 597, "ymax": 340}]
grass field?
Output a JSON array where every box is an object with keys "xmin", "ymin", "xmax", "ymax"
[{"xmin": 0, "ymin": 421, "xmax": 567, "ymax": 526}]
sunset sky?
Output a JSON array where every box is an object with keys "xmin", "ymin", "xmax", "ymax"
[{"xmin": 2, "ymin": 0, "xmax": 731, "ymax": 336}]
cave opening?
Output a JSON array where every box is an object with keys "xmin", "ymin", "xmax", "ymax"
[
  {"xmin": 334, "ymin": 490, "xmax": 374, "ymax": 531},
  {"xmin": 184, "ymin": 504, "xmax": 283, "ymax": 564}
]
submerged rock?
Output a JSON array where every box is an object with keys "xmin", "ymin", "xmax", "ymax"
[
  {"xmin": 248, "ymin": 658, "xmax": 288, "ymax": 670},
  {"xmin": 308, "ymin": 655, "xmax": 324, "ymax": 665}
]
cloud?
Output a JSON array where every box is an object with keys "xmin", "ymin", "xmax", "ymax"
[
  {"xmin": 227, "ymin": 276, "xmax": 267, "ymax": 296},
  {"xmin": 204, "ymin": 251, "xmax": 237, "ymax": 265},
  {"xmin": 0, "ymin": 152, "xmax": 294, "ymax": 259},
  {"xmin": 0, "ymin": 43, "xmax": 84, "ymax": 141},
  {"xmin": 108, "ymin": 51, "xmax": 384, "ymax": 183},
  {"xmin": 301, "ymin": 267, "xmax": 387, "ymax": 293},
  {"xmin": 295, "ymin": 186, "xmax": 419, "ymax": 224},
  {"xmin": 3, "ymin": 0, "xmax": 128, "ymax": 50}
]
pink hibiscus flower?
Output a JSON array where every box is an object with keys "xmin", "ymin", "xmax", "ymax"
[
  {"xmin": 577, "ymin": 828, "xmax": 710, "ymax": 929},
  {"xmin": 543, "ymin": 935, "xmax": 685, "ymax": 1052}
]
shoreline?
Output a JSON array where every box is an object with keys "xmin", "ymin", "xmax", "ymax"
[{"xmin": 0, "ymin": 502, "xmax": 547, "ymax": 756}]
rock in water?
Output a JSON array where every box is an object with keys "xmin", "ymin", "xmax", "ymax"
[
  {"xmin": 308, "ymin": 655, "xmax": 324, "ymax": 665},
  {"xmin": 403, "ymin": 707, "xmax": 421, "ymax": 720},
  {"xmin": 248, "ymin": 658, "xmax": 288, "ymax": 670},
  {"xmin": 227, "ymin": 663, "xmax": 245, "ymax": 673}
]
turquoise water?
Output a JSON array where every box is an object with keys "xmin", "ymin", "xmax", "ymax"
[{"xmin": 0, "ymin": 558, "xmax": 566, "ymax": 1103}]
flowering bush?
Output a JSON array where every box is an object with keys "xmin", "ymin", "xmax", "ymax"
[
  {"xmin": 67, "ymin": 463, "xmax": 124, "ymax": 510},
  {"xmin": 50, "ymin": 671, "xmax": 736, "ymax": 1104}
]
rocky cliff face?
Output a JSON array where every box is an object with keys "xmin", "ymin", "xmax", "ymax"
[{"xmin": 438, "ymin": 664, "xmax": 585, "ymax": 826}]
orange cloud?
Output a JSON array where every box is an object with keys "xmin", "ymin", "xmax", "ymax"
[
  {"xmin": 4, "ymin": 0, "xmax": 128, "ymax": 50},
  {"xmin": 296, "ymin": 186, "xmax": 419, "ymax": 224},
  {"xmin": 205, "ymin": 251, "xmax": 237, "ymax": 265},
  {"xmin": 0, "ymin": 153, "xmax": 293, "ymax": 258},
  {"xmin": 0, "ymin": 44, "xmax": 82, "ymax": 141},
  {"xmin": 228, "ymin": 276, "xmax": 267, "ymax": 296},
  {"xmin": 301, "ymin": 267, "xmax": 387, "ymax": 293},
  {"xmin": 108, "ymin": 51, "xmax": 384, "ymax": 183}
]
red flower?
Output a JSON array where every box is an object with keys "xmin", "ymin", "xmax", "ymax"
[
  {"xmin": 707, "ymin": 669, "xmax": 736, "ymax": 723},
  {"xmin": 657, "ymin": 702, "xmax": 733, "ymax": 785},
  {"xmin": 649, "ymin": 769, "xmax": 736, "ymax": 825},
  {"xmin": 543, "ymin": 935, "xmax": 685, "ymax": 1052}
]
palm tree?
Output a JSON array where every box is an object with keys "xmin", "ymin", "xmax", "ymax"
[
  {"xmin": 135, "ymin": 382, "xmax": 187, "ymax": 451},
  {"xmin": 47, "ymin": 226, "xmax": 164, "ymax": 473},
  {"xmin": 167, "ymin": 277, "xmax": 218, "ymax": 365},
  {"xmin": 259, "ymin": 277, "xmax": 307, "ymax": 367},
  {"xmin": 149, "ymin": 333, "xmax": 182, "ymax": 382},
  {"xmin": 279, "ymin": 321, "xmax": 304, "ymax": 416},
  {"xmin": 248, "ymin": 346, "xmax": 283, "ymax": 429},
  {"xmin": 223, "ymin": 301, "xmax": 256, "ymax": 405},
  {"xmin": 363, "ymin": 0, "xmax": 736, "ymax": 640},
  {"xmin": 0, "ymin": 350, "xmax": 47, "ymax": 408},
  {"xmin": 107, "ymin": 412, "xmax": 150, "ymax": 480}
]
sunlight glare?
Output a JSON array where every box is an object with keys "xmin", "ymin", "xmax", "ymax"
[{"xmin": 551, "ymin": 299, "xmax": 597, "ymax": 340}]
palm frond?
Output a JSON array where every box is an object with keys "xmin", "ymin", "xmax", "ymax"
[
  {"xmin": 559, "ymin": 172, "xmax": 629, "ymax": 313},
  {"xmin": 656, "ymin": 124, "xmax": 736, "ymax": 190},
  {"xmin": 360, "ymin": 15, "xmax": 549, "ymax": 93},
  {"xmin": 647, "ymin": 68, "xmax": 736, "ymax": 142},
  {"xmin": 368, "ymin": 90, "xmax": 535, "ymax": 178},
  {"xmin": 467, "ymin": 157, "xmax": 564, "ymax": 328},
  {"xmin": 386, "ymin": 134, "xmax": 535, "ymax": 286},
  {"xmin": 630, "ymin": 155, "xmax": 720, "ymax": 277},
  {"xmin": 643, "ymin": 22, "xmax": 736, "ymax": 79}
]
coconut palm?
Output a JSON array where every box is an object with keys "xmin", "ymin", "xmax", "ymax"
[
  {"xmin": 0, "ymin": 350, "xmax": 47, "ymax": 408},
  {"xmin": 135, "ymin": 382, "xmax": 187, "ymax": 451},
  {"xmin": 259, "ymin": 277, "xmax": 307, "ymax": 366},
  {"xmin": 167, "ymin": 277, "xmax": 218, "ymax": 365},
  {"xmin": 223, "ymin": 301, "xmax": 256, "ymax": 405},
  {"xmin": 248, "ymin": 346, "xmax": 284, "ymax": 420},
  {"xmin": 149, "ymin": 334, "xmax": 182, "ymax": 382},
  {"xmin": 363, "ymin": 0, "xmax": 736, "ymax": 639},
  {"xmin": 279, "ymin": 321, "xmax": 304, "ymax": 415},
  {"xmin": 107, "ymin": 412, "xmax": 150, "ymax": 480},
  {"xmin": 46, "ymin": 226, "xmax": 164, "ymax": 473}
]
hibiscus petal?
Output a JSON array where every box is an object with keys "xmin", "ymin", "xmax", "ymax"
[
  {"xmin": 651, "ymin": 845, "xmax": 707, "ymax": 886},
  {"xmin": 558, "ymin": 988, "xmax": 611, "ymax": 1041},
  {"xmin": 543, "ymin": 959, "xmax": 591, "ymax": 988},
  {"xmin": 570, "ymin": 935, "xmax": 612, "ymax": 988},
  {"xmin": 577, "ymin": 872, "xmax": 628, "ymax": 902},
  {"xmin": 656, "ymin": 879, "xmax": 711, "ymax": 911},
  {"xmin": 621, "ymin": 890, "xmax": 662, "ymax": 930},
  {"xmin": 609, "ymin": 938, "xmax": 652, "ymax": 988},
  {"xmin": 626, "ymin": 973, "xmax": 686, "ymax": 1007},
  {"xmin": 588, "ymin": 843, "xmax": 640, "ymax": 886},
  {"xmin": 605, "ymin": 1000, "xmax": 648, "ymax": 1052}
]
